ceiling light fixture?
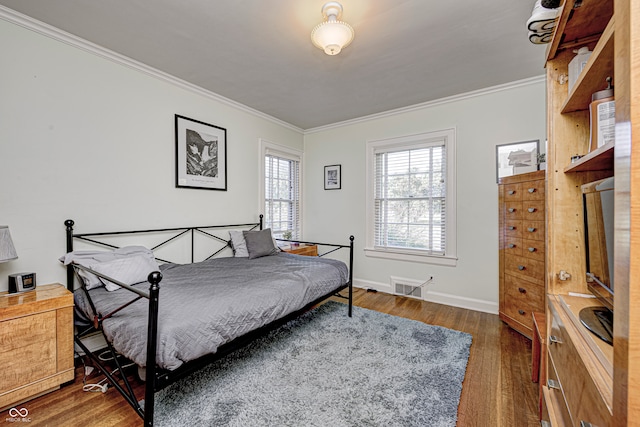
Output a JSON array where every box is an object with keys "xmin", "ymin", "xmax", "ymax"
[{"xmin": 311, "ymin": 2, "xmax": 355, "ymax": 56}]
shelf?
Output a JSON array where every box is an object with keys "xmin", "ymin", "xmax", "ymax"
[
  {"xmin": 564, "ymin": 140, "xmax": 614, "ymax": 173},
  {"xmin": 561, "ymin": 17, "xmax": 615, "ymax": 113},
  {"xmin": 546, "ymin": 0, "xmax": 613, "ymax": 62}
]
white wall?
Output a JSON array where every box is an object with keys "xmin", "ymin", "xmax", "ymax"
[
  {"xmin": 0, "ymin": 17, "xmax": 303, "ymax": 292},
  {"xmin": 303, "ymin": 79, "xmax": 546, "ymax": 313},
  {"xmin": 0, "ymin": 14, "xmax": 547, "ymax": 313}
]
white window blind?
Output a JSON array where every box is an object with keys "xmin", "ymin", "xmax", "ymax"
[
  {"xmin": 374, "ymin": 142, "xmax": 447, "ymax": 255},
  {"xmin": 264, "ymin": 153, "xmax": 300, "ymax": 239}
]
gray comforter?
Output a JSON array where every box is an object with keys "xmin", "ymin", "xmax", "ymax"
[{"xmin": 74, "ymin": 253, "xmax": 349, "ymax": 370}]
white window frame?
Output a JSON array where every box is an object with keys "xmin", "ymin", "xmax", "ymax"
[
  {"xmin": 365, "ymin": 129, "xmax": 457, "ymax": 266},
  {"xmin": 259, "ymin": 138, "xmax": 304, "ymax": 238}
]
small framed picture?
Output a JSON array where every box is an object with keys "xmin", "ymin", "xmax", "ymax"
[
  {"xmin": 175, "ymin": 114, "xmax": 227, "ymax": 191},
  {"xmin": 495, "ymin": 140, "xmax": 539, "ymax": 183},
  {"xmin": 324, "ymin": 164, "xmax": 341, "ymax": 190}
]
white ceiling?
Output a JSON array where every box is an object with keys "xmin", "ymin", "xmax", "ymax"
[{"xmin": 0, "ymin": 0, "xmax": 546, "ymax": 130}]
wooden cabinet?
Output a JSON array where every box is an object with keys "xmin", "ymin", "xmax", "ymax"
[
  {"xmin": 0, "ymin": 284, "xmax": 74, "ymax": 411},
  {"xmin": 542, "ymin": 0, "xmax": 640, "ymax": 424},
  {"xmin": 280, "ymin": 244, "xmax": 318, "ymax": 257},
  {"xmin": 499, "ymin": 170, "xmax": 546, "ymax": 338}
]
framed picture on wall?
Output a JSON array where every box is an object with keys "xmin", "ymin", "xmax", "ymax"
[
  {"xmin": 175, "ymin": 114, "xmax": 227, "ymax": 191},
  {"xmin": 324, "ymin": 164, "xmax": 341, "ymax": 190},
  {"xmin": 495, "ymin": 140, "xmax": 539, "ymax": 183}
]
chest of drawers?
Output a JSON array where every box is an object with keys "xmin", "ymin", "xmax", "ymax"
[{"xmin": 498, "ymin": 170, "xmax": 546, "ymax": 338}]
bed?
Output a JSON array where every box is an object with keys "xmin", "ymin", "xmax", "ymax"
[{"xmin": 63, "ymin": 217, "xmax": 354, "ymax": 426}]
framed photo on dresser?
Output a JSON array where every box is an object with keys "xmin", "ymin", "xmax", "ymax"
[{"xmin": 495, "ymin": 140, "xmax": 539, "ymax": 183}]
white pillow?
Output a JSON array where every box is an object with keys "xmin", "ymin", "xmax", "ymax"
[
  {"xmin": 229, "ymin": 230, "xmax": 249, "ymax": 257},
  {"xmin": 91, "ymin": 254, "xmax": 160, "ymax": 291},
  {"xmin": 60, "ymin": 246, "xmax": 157, "ymax": 290}
]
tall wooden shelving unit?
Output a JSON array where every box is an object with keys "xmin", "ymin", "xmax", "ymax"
[{"xmin": 543, "ymin": 0, "xmax": 640, "ymax": 425}]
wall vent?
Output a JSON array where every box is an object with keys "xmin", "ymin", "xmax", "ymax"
[
  {"xmin": 394, "ymin": 282, "xmax": 422, "ymax": 299},
  {"xmin": 390, "ymin": 275, "xmax": 434, "ymax": 300}
]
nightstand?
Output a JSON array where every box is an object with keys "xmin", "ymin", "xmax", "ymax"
[
  {"xmin": 0, "ymin": 283, "xmax": 74, "ymax": 411},
  {"xmin": 280, "ymin": 244, "xmax": 318, "ymax": 257}
]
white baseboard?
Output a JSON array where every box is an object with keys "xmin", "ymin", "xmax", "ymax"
[{"xmin": 353, "ymin": 278, "xmax": 498, "ymax": 315}]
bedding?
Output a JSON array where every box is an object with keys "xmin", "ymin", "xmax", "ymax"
[{"xmin": 74, "ymin": 253, "xmax": 349, "ymax": 370}]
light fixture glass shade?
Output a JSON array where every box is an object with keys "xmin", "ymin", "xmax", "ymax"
[
  {"xmin": 0, "ymin": 226, "xmax": 18, "ymax": 262},
  {"xmin": 311, "ymin": 20, "xmax": 355, "ymax": 55}
]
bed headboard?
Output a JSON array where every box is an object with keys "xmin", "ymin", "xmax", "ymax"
[{"xmin": 64, "ymin": 216, "xmax": 263, "ymax": 292}]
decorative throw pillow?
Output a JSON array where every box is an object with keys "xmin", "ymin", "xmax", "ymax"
[
  {"xmin": 243, "ymin": 229, "xmax": 279, "ymax": 259},
  {"xmin": 229, "ymin": 230, "xmax": 249, "ymax": 257}
]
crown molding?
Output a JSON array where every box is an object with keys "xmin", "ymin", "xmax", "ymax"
[
  {"xmin": 0, "ymin": 5, "xmax": 304, "ymax": 135},
  {"xmin": 304, "ymin": 75, "xmax": 546, "ymax": 134}
]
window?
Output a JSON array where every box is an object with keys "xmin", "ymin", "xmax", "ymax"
[
  {"xmin": 260, "ymin": 140, "xmax": 302, "ymax": 239},
  {"xmin": 365, "ymin": 129, "xmax": 456, "ymax": 266}
]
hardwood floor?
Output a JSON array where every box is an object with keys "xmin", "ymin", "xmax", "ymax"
[{"xmin": 7, "ymin": 288, "xmax": 539, "ymax": 426}]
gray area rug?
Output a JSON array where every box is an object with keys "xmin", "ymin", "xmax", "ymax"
[{"xmin": 154, "ymin": 301, "xmax": 472, "ymax": 427}]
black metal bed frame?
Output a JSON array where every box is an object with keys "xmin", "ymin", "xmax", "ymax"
[{"xmin": 64, "ymin": 216, "xmax": 354, "ymax": 426}]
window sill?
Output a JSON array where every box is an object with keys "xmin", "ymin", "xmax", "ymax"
[{"xmin": 364, "ymin": 248, "xmax": 458, "ymax": 266}]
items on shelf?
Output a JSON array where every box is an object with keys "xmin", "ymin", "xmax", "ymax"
[
  {"xmin": 589, "ymin": 77, "xmax": 615, "ymax": 152},
  {"xmin": 568, "ymin": 47, "xmax": 593, "ymax": 92},
  {"xmin": 526, "ymin": 0, "xmax": 560, "ymax": 44}
]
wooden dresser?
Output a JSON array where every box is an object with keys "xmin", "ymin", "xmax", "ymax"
[
  {"xmin": 0, "ymin": 284, "xmax": 74, "ymax": 411},
  {"xmin": 498, "ymin": 170, "xmax": 546, "ymax": 338},
  {"xmin": 280, "ymin": 244, "xmax": 318, "ymax": 256}
]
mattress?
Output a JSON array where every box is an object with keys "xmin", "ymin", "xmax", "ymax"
[{"xmin": 74, "ymin": 253, "xmax": 349, "ymax": 370}]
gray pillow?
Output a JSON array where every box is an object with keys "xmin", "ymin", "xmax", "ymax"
[{"xmin": 243, "ymin": 229, "xmax": 279, "ymax": 259}]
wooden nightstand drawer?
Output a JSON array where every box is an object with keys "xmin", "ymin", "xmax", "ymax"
[
  {"xmin": 504, "ymin": 255, "xmax": 544, "ymax": 282},
  {"xmin": 522, "ymin": 220, "xmax": 545, "ymax": 241},
  {"xmin": 504, "ymin": 202, "xmax": 523, "ymax": 220},
  {"xmin": 521, "ymin": 180, "xmax": 545, "ymax": 201},
  {"xmin": 503, "ymin": 183, "xmax": 522, "ymax": 201},
  {"xmin": 504, "ymin": 237, "xmax": 523, "ymax": 257},
  {"xmin": 521, "ymin": 238, "xmax": 545, "ymax": 262},
  {"xmin": 522, "ymin": 200, "xmax": 545, "ymax": 221}
]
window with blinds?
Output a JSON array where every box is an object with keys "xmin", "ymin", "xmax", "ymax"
[
  {"xmin": 366, "ymin": 129, "xmax": 456, "ymax": 264},
  {"xmin": 264, "ymin": 153, "xmax": 300, "ymax": 239},
  {"xmin": 374, "ymin": 143, "xmax": 446, "ymax": 254}
]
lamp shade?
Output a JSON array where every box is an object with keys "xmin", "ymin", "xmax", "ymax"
[
  {"xmin": 311, "ymin": 2, "xmax": 355, "ymax": 56},
  {"xmin": 0, "ymin": 226, "xmax": 18, "ymax": 262},
  {"xmin": 311, "ymin": 20, "xmax": 355, "ymax": 55}
]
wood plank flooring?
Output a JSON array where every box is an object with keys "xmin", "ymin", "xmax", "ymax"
[{"xmin": 5, "ymin": 288, "xmax": 539, "ymax": 426}]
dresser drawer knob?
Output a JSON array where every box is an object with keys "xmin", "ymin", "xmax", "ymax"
[
  {"xmin": 528, "ymin": 188, "xmax": 536, "ymax": 193},
  {"xmin": 549, "ymin": 335, "xmax": 563, "ymax": 345},
  {"xmin": 527, "ymin": 227, "xmax": 536, "ymax": 232},
  {"xmin": 509, "ymin": 226, "xmax": 516, "ymax": 230},
  {"xmin": 518, "ymin": 309, "xmax": 526, "ymax": 315},
  {"xmin": 508, "ymin": 208, "xmax": 516, "ymax": 213},
  {"xmin": 508, "ymin": 190, "xmax": 516, "ymax": 195},
  {"xmin": 528, "ymin": 208, "xmax": 536, "ymax": 213},
  {"xmin": 547, "ymin": 379, "xmax": 560, "ymax": 390},
  {"xmin": 508, "ymin": 244, "xmax": 516, "ymax": 249},
  {"xmin": 518, "ymin": 287, "xmax": 527, "ymax": 294},
  {"xmin": 518, "ymin": 265, "xmax": 526, "ymax": 271},
  {"xmin": 528, "ymin": 247, "xmax": 537, "ymax": 252}
]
